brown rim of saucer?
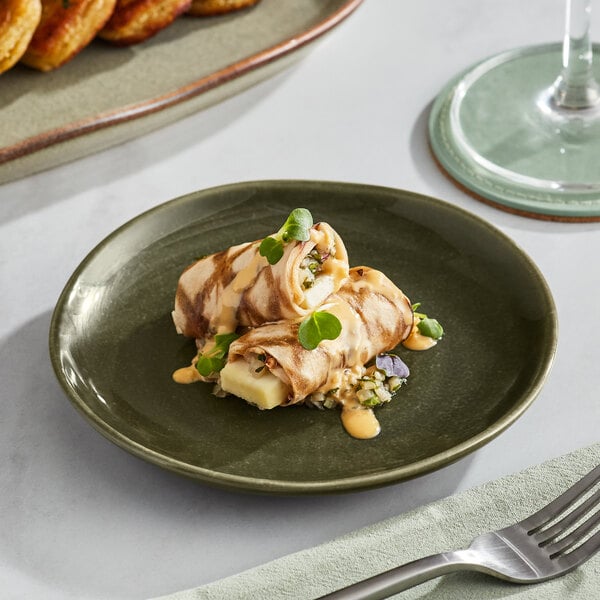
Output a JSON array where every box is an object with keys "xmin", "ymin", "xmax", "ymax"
[{"xmin": 428, "ymin": 142, "xmax": 600, "ymax": 224}]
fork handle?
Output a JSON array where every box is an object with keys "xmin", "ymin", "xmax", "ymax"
[{"xmin": 319, "ymin": 550, "xmax": 471, "ymax": 599}]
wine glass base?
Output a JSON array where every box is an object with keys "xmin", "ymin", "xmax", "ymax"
[{"xmin": 429, "ymin": 43, "xmax": 600, "ymax": 221}]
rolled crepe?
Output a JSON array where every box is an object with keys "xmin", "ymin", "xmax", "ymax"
[
  {"xmin": 219, "ymin": 266, "xmax": 414, "ymax": 410},
  {"xmin": 172, "ymin": 222, "xmax": 349, "ymax": 344}
]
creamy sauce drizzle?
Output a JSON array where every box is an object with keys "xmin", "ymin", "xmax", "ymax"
[
  {"xmin": 214, "ymin": 249, "xmax": 266, "ymax": 333},
  {"xmin": 317, "ymin": 367, "xmax": 382, "ymax": 440},
  {"xmin": 326, "ymin": 301, "xmax": 367, "ymax": 375},
  {"xmin": 402, "ymin": 318, "xmax": 438, "ymax": 351},
  {"xmin": 341, "ymin": 405, "xmax": 381, "ymax": 439},
  {"xmin": 172, "ymin": 364, "xmax": 201, "ymax": 384}
]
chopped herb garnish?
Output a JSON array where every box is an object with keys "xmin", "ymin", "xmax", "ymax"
[
  {"xmin": 259, "ymin": 208, "xmax": 313, "ymax": 265},
  {"xmin": 196, "ymin": 332, "xmax": 240, "ymax": 377},
  {"xmin": 298, "ymin": 311, "xmax": 342, "ymax": 350},
  {"xmin": 359, "ymin": 396, "xmax": 381, "ymax": 408},
  {"xmin": 323, "ymin": 397, "xmax": 336, "ymax": 409}
]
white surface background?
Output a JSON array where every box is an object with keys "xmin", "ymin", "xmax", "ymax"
[{"xmin": 1, "ymin": 1, "xmax": 599, "ymax": 598}]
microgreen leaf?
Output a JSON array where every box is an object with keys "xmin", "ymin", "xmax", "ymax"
[
  {"xmin": 195, "ymin": 332, "xmax": 240, "ymax": 376},
  {"xmin": 411, "ymin": 302, "xmax": 428, "ymax": 320},
  {"xmin": 196, "ymin": 355, "xmax": 225, "ymax": 377},
  {"xmin": 411, "ymin": 302, "xmax": 443, "ymax": 337},
  {"xmin": 259, "ymin": 236, "xmax": 284, "ymax": 265},
  {"xmin": 298, "ymin": 311, "xmax": 342, "ymax": 350},
  {"xmin": 417, "ymin": 318, "xmax": 444, "ymax": 340},
  {"xmin": 280, "ymin": 208, "xmax": 313, "ymax": 242},
  {"xmin": 213, "ymin": 332, "xmax": 240, "ymax": 352},
  {"xmin": 258, "ymin": 208, "xmax": 314, "ymax": 265}
]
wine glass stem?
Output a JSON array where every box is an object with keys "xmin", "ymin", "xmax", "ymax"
[{"xmin": 552, "ymin": 0, "xmax": 600, "ymax": 109}]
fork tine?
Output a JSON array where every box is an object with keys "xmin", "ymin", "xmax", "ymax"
[
  {"xmin": 560, "ymin": 529, "xmax": 600, "ymax": 570},
  {"xmin": 545, "ymin": 503, "xmax": 600, "ymax": 557},
  {"xmin": 520, "ymin": 464, "xmax": 600, "ymax": 533},
  {"xmin": 536, "ymin": 486, "xmax": 600, "ymax": 546}
]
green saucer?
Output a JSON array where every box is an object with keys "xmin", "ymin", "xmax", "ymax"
[{"xmin": 429, "ymin": 43, "xmax": 600, "ymax": 221}]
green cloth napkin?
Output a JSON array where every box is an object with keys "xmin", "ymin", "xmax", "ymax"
[{"xmin": 152, "ymin": 444, "xmax": 600, "ymax": 599}]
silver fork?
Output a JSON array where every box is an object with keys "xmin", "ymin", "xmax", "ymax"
[{"xmin": 320, "ymin": 464, "xmax": 600, "ymax": 599}]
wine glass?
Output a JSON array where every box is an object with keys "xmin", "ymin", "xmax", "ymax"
[{"xmin": 429, "ymin": 0, "xmax": 600, "ymax": 220}]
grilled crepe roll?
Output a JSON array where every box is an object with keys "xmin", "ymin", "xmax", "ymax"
[
  {"xmin": 172, "ymin": 221, "xmax": 349, "ymax": 344},
  {"xmin": 187, "ymin": 0, "xmax": 260, "ymax": 17},
  {"xmin": 21, "ymin": 0, "xmax": 117, "ymax": 71},
  {"xmin": 99, "ymin": 0, "xmax": 191, "ymax": 45},
  {"xmin": 220, "ymin": 267, "xmax": 414, "ymax": 412},
  {"xmin": 0, "ymin": 0, "xmax": 42, "ymax": 75}
]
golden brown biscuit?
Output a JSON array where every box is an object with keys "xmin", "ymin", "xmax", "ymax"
[
  {"xmin": 187, "ymin": 0, "xmax": 260, "ymax": 17},
  {"xmin": 99, "ymin": 0, "xmax": 191, "ymax": 45},
  {"xmin": 0, "ymin": 0, "xmax": 42, "ymax": 74},
  {"xmin": 21, "ymin": 0, "xmax": 117, "ymax": 72}
]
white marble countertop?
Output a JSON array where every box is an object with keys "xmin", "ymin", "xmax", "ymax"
[{"xmin": 1, "ymin": 1, "xmax": 599, "ymax": 598}]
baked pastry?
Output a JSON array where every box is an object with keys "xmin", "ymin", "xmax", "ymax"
[
  {"xmin": 0, "ymin": 0, "xmax": 42, "ymax": 74},
  {"xmin": 187, "ymin": 0, "xmax": 260, "ymax": 17},
  {"xmin": 99, "ymin": 0, "xmax": 191, "ymax": 46},
  {"xmin": 21, "ymin": 0, "xmax": 117, "ymax": 72}
]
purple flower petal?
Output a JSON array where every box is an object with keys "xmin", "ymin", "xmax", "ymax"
[{"xmin": 375, "ymin": 353, "xmax": 410, "ymax": 379}]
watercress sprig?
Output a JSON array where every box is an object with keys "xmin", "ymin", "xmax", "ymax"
[
  {"xmin": 196, "ymin": 332, "xmax": 240, "ymax": 377},
  {"xmin": 259, "ymin": 208, "xmax": 313, "ymax": 265},
  {"xmin": 411, "ymin": 302, "xmax": 444, "ymax": 340},
  {"xmin": 298, "ymin": 311, "xmax": 342, "ymax": 350}
]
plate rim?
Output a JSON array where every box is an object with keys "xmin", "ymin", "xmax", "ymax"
[
  {"xmin": 0, "ymin": 0, "xmax": 363, "ymax": 168},
  {"xmin": 49, "ymin": 180, "xmax": 558, "ymax": 494}
]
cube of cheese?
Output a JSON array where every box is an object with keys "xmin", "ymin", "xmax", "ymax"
[{"xmin": 220, "ymin": 360, "xmax": 290, "ymax": 410}]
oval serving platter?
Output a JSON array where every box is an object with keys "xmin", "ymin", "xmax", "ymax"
[
  {"xmin": 49, "ymin": 181, "xmax": 557, "ymax": 494},
  {"xmin": 0, "ymin": 0, "xmax": 362, "ymax": 185}
]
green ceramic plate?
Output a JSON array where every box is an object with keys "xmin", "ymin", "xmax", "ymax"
[{"xmin": 49, "ymin": 181, "xmax": 557, "ymax": 494}]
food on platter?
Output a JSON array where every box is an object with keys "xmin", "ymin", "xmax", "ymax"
[
  {"xmin": 21, "ymin": 0, "xmax": 117, "ymax": 71},
  {"xmin": 0, "ymin": 0, "xmax": 260, "ymax": 74},
  {"xmin": 187, "ymin": 0, "xmax": 260, "ymax": 17},
  {"xmin": 0, "ymin": 0, "xmax": 42, "ymax": 75},
  {"xmin": 99, "ymin": 0, "xmax": 192, "ymax": 45},
  {"xmin": 172, "ymin": 209, "xmax": 444, "ymax": 439},
  {"xmin": 171, "ymin": 209, "xmax": 349, "ymax": 344}
]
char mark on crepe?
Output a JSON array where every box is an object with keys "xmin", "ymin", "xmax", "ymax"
[
  {"xmin": 347, "ymin": 286, "xmax": 407, "ymax": 345},
  {"xmin": 175, "ymin": 285, "xmax": 208, "ymax": 341},
  {"xmin": 177, "ymin": 243, "xmax": 255, "ymax": 339}
]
